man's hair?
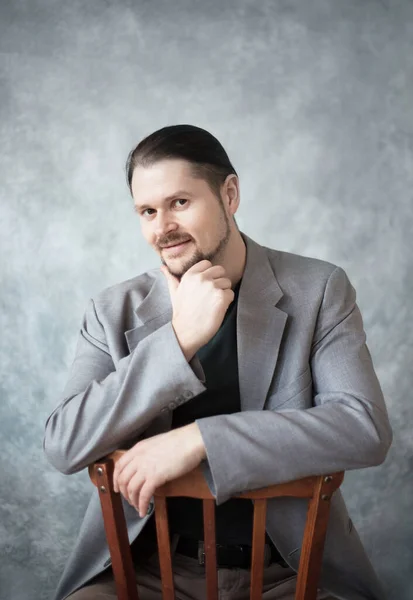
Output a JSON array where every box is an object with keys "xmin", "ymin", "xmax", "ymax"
[{"xmin": 125, "ymin": 124, "xmax": 238, "ymax": 199}]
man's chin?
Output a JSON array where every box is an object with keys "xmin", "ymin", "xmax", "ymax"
[
  {"xmin": 164, "ymin": 266, "xmax": 183, "ymax": 280},
  {"xmin": 163, "ymin": 255, "xmax": 202, "ymax": 279},
  {"xmin": 160, "ymin": 257, "xmax": 184, "ymax": 279}
]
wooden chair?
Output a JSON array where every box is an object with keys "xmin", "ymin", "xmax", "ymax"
[{"xmin": 89, "ymin": 452, "xmax": 344, "ymax": 600}]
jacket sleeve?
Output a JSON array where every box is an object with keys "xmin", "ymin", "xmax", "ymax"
[
  {"xmin": 195, "ymin": 266, "xmax": 393, "ymax": 505},
  {"xmin": 44, "ymin": 298, "xmax": 206, "ymax": 475}
]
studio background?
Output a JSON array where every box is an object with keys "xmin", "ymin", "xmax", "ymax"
[{"xmin": 1, "ymin": 1, "xmax": 411, "ymax": 599}]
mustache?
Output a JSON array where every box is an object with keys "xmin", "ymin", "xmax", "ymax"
[{"xmin": 158, "ymin": 234, "xmax": 192, "ymax": 248}]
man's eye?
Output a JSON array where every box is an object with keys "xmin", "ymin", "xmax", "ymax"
[
  {"xmin": 175, "ymin": 199, "xmax": 187, "ymax": 207},
  {"xmin": 143, "ymin": 209, "xmax": 155, "ymax": 216}
]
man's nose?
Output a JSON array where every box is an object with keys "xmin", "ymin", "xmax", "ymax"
[{"xmin": 153, "ymin": 213, "xmax": 178, "ymax": 238}]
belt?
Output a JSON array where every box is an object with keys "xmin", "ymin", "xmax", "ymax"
[{"xmin": 175, "ymin": 536, "xmax": 288, "ymax": 569}]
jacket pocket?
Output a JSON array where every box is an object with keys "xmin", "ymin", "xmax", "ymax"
[{"xmin": 266, "ymin": 368, "xmax": 312, "ymax": 410}]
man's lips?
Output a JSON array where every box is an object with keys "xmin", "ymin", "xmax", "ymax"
[{"xmin": 161, "ymin": 240, "xmax": 191, "ymax": 250}]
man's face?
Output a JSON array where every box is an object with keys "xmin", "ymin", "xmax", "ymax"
[{"xmin": 131, "ymin": 159, "xmax": 232, "ymax": 279}]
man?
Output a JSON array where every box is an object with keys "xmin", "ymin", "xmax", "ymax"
[{"xmin": 44, "ymin": 124, "xmax": 392, "ymax": 600}]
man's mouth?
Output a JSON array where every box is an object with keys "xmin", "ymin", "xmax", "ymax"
[
  {"xmin": 161, "ymin": 239, "xmax": 191, "ymax": 250},
  {"xmin": 160, "ymin": 240, "xmax": 192, "ymax": 256}
]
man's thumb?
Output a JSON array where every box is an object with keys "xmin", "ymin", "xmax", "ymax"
[{"xmin": 160, "ymin": 265, "xmax": 179, "ymax": 293}]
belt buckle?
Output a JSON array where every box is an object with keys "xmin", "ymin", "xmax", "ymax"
[{"xmin": 197, "ymin": 540, "xmax": 205, "ymax": 566}]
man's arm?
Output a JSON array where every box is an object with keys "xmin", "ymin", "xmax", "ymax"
[
  {"xmin": 195, "ymin": 266, "xmax": 393, "ymax": 505},
  {"xmin": 43, "ymin": 297, "xmax": 206, "ymax": 475}
]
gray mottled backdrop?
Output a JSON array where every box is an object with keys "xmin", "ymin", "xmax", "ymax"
[{"xmin": 1, "ymin": 0, "xmax": 411, "ymax": 599}]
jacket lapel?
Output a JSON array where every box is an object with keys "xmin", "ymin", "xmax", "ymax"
[
  {"xmin": 124, "ymin": 274, "xmax": 172, "ymax": 354},
  {"xmin": 124, "ymin": 274, "xmax": 175, "ymax": 435},
  {"xmin": 238, "ymin": 234, "xmax": 287, "ymax": 411}
]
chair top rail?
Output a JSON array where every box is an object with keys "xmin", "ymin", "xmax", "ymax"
[{"xmin": 90, "ymin": 452, "xmax": 344, "ymax": 499}]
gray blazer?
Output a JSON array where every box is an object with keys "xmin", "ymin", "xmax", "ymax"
[{"xmin": 44, "ymin": 232, "xmax": 392, "ymax": 600}]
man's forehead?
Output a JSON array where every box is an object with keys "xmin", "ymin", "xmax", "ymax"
[{"xmin": 131, "ymin": 161, "xmax": 198, "ymax": 206}]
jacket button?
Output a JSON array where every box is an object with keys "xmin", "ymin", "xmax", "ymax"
[{"xmin": 183, "ymin": 391, "xmax": 193, "ymax": 399}]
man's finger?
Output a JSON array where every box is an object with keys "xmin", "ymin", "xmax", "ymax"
[
  {"xmin": 113, "ymin": 452, "xmax": 134, "ymax": 493},
  {"xmin": 127, "ymin": 472, "xmax": 145, "ymax": 511},
  {"xmin": 118, "ymin": 461, "xmax": 140, "ymax": 503},
  {"xmin": 184, "ymin": 260, "xmax": 212, "ymax": 275},
  {"xmin": 139, "ymin": 482, "xmax": 155, "ymax": 518},
  {"xmin": 160, "ymin": 265, "xmax": 179, "ymax": 294}
]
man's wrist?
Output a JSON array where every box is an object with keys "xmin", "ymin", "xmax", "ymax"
[
  {"xmin": 172, "ymin": 321, "xmax": 199, "ymax": 362},
  {"xmin": 187, "ymin": 422, "xmax": 207, "ymax": 461}
]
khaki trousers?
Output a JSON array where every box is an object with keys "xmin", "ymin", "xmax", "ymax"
[{"xmin": 68, "ymin": 550, "xmax": 337, "ymax": 600}]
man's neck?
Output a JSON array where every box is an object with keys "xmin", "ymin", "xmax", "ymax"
[{"xmin": 215, "ymin": 231, "xmax": 247, "ymax": 289}]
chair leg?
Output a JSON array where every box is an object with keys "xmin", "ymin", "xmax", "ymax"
[
  {"xmin": 250, "ymin": 498, "xmax": 267, "ymax": 600},
  {"xmin": 295, "ymin": 476, "xmax": 333, "ymax": 600},
  {"xmin": 203, "ymin": 499, "xmax": 218, "ymax": 600},
  {"xmin": 94, "ymin": 460, "xmax": 140, "ymax": 600},
  {"xmin": 154, "ymin": 496, "xmax": 176, "ymax": 600}
]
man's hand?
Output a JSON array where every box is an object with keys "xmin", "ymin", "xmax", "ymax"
[
  {"xmin": 113, "ymin": 423, "xmax": 207, "ymax": 517},
  {"xmin": 161, "ymin": 261, "xmax": 234, "ymax": 361}
]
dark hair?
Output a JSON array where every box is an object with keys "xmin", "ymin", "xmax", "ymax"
[{"xmin": 125, "ymin": 124, "xmax": 238, "ymax": 198}]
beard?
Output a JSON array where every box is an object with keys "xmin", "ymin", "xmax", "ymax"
[{"xmin": 160, "ymin": 208, "xmax": 231, "ymax": 281}]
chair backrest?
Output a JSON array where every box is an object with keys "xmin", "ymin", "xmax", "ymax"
[{"xmin": 89, "ymin": 452, "xmax": 343, "ymax": 600}]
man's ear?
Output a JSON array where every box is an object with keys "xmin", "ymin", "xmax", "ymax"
[{"xmin": 223, "ymin": 174, "xmax": 240, "ymax": 216}]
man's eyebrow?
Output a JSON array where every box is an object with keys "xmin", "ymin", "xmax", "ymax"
[{"xmin": 134, "ymin": 190, "xmax": 192, "ymax": 212}]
